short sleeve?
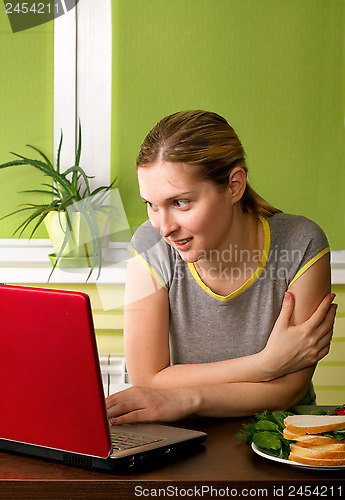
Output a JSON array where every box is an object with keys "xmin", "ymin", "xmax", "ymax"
[
  {"xmin": 286, "ymin": 216, "xmax": 330, "ymax": 287},
  {"xmin": 128, "ymin": 220, "xmax": 175, "ymax": 288}
]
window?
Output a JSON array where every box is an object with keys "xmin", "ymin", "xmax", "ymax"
[{"xmin": 54, "ymin": 0, "xmax": 112, "ymax": 187}]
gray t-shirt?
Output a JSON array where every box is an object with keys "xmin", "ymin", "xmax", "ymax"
[{"xmin": 129, "ymin": 213, "xmax": 330, "ymax": 405}]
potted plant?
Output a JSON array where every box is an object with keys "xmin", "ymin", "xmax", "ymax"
[{"xmin": 0, "ymin": 124, "xmax": 117, "ymax": 280}]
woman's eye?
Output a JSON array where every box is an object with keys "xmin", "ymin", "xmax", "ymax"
[
  {"xmin": 145, "ymin": 201, "xmax": 158, "ymax": 211},
  {"xmin": 174, "ymin": 200, "xmax": 189, "ymax": 208}
]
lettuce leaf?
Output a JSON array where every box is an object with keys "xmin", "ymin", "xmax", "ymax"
[
  {"xmin": 252, "ymin": 431, "xmax": 282, "ymax": 450},
  {"xmin": 236, "ymin": 410, "xmax": 294, "ymax": 459},
  {"xmin": 322, "ymin": 430, "xmax": 345, "ymax": 441}
]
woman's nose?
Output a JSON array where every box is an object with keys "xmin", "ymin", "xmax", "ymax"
[{"xmin": 160, "ymin": 211, "xmax": 179, "ymax": 238}]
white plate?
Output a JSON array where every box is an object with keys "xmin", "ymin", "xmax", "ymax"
[{"xmin": 251, "ymin": 443, "xmax": 345, "ymax": 471}]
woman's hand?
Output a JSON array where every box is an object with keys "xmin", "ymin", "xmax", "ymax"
[
  {"xmin": 262, "ymin": 291, "xmax": 337, "ymax": 379},
  {"xmin": 106, "ymin": 386, "xmax": 200, "ymax": 425}
]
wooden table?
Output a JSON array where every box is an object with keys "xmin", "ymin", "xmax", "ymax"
[{"xmin": 0, "ymin": 415, "xmax": 343, "ymax": 499}]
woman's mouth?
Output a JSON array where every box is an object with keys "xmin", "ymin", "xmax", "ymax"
[{"xmin": 171, "ymin": 237, "xmax": 193, "ymax": 251}]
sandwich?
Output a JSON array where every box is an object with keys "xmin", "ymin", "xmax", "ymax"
[{"xmin": 283, "ymin": 415, "xmax": 345, "ymax": 466}]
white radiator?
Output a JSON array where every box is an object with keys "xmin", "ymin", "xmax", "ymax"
[{"xmin": 99, "ymin": 353, "xmax": 130, "ymax": 397}]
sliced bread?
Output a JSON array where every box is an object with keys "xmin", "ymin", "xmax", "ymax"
[
  {"xmin": 284, "ymin": 415, "xmax": 345, "ymax": 435},
  {"xmin": 289, "ymin": 452, "xmax": 345, "ymax": 466},
  {"xmin": 290, "ymin": 443, "xmax": 345, "ymax": 459},
  {"xmin": 283, "ymin": 429, "xmax": 345, "ymax": 446}
]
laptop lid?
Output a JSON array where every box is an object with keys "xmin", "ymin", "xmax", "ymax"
[{"xmin": 0, "ymin": 284, "xmax": 112, "ymax": 458}]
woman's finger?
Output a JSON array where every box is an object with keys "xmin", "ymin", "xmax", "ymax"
[
  {"xmin": 317, "ymin": 328, "xmax": 334, "ymax": 348},
  {"xmin": 275, "ymin": 292, "xmax": 295, "ymax": 329},
  {"xmin": 314, "ymin": 303, "xmax": 337, "ymax": 339},
  {"xmin": 316, "ymin": 344, "xmax": 332, "ymax": 362},
  {"xmin": 306, "ymin": 293, "xmax": 336, "ymax": 329},
  {"xmin": 110, "ymin": 408, "xmax": 150, "ymax": 425},
  {"xmin": 107, "ymin": 398, "xmax": 144, "ymax": 419},
  {"xmin": 106, "ymin": 390, "xmax": 139, "ymax": 416}
]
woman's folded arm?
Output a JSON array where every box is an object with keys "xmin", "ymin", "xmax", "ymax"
[
  {"xmin": 124, "ymin": 254, "xmax": 335, "ymax": 390},
  {"xmin": 106, "ymin": 368, "xmax": 313, "ymax": 424}
]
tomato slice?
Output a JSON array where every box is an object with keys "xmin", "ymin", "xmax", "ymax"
[{"xmin": 329, "ymin": 405, "xmax": 345, "ymax": 415}]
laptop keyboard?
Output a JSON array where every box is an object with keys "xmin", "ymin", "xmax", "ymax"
[{"xmin": 110, "ymin": 431, "xmax": 163, "ymax": 451}]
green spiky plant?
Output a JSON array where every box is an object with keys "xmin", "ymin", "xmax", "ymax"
[{"xmin": 0, "ymin": 124, "xmax": 117, "ymax": 280}]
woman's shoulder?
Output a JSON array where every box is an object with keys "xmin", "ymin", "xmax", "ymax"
[
  {"xmin": 128, "ymin": 220, "xmax": 177, "ymax": 286},
  {"xmin": 269, "ymin": 212, "xmax": 327, "ymax": 240},
  {"xmin": 267, "ymin": 212, "xmax": 329, "ymax": 255},
  {"xmin": 130, "ymin": 219, "xmax": 161, "ymax": 249}
]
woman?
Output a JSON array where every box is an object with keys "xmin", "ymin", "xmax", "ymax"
[{"xmin": 106, "ymin": 110, "xmax": 336, "ymax": 423}]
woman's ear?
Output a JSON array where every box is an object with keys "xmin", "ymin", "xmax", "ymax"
[{"xmin": 228, "ymin": 167, "xmax": 247, "ymax": 204}]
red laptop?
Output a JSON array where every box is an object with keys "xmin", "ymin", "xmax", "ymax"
[{"xmin": 0, "ymin": 284, "xmax": 206, "ymax": 472}]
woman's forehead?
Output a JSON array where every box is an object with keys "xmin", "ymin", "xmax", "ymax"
[
  {"xmin": 138, "ymin": 161, "xmax": 196, "ymax": 188},
  {"xmin": 137, "ymin": 161, "xmax": 209, "ymax": 200}
]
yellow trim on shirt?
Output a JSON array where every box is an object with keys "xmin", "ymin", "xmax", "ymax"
[
  {"xmin": 187, "ymin": 215, "xmax": 271, "ymax": 302},
  {"xmin": 288, "ymin": 247, "xmax": 330, "ymax": 288},
  {"xmin": 128, "ymin": 245, "xmax": 168, "ymax": 289}
]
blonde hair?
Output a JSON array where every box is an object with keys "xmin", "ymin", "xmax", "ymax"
[{"xmin": 136, "ymin": 110, "xmax": 281, "ymax": 217}]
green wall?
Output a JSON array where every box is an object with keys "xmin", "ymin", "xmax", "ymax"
[
  {"xmin": 0, "ymin": 3, "xmax": 53, "ymax": 238},
  {"xmin": 0, "ymin": 1, "xmax": 344, "ymax": 249},
  {"xmin": 111, "ymin": 0, "xmax": 345, "ymax": 249}
]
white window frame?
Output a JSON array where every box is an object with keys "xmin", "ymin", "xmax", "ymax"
[
  {"xmin": 0, "ymin": 0, "xmax": 123, "ymax": 283},
  {"xmin": 54, "ymin": 0, "xmax": 112, "ymax": 188}
]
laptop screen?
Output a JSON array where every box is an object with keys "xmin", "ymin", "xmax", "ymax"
[{"xmin": 0, "ymin": 284, "xmax": 112, "ymax": 458}]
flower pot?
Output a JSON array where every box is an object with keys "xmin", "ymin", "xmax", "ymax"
[{"xmin": 44, "ymin": 211, "xmax": 108, "ymax": 266}]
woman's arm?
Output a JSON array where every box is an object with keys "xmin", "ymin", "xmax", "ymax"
[
  {"xmin": 199, "ymin": 244, "xmax": 334, "ymax": 414},
  {"xmin": 124, "ymin": 253, "xmax": 335, "ymax": 388},
  {"xmin": 107, "ymin": 253, "xmax": 336, "ymax": 423},
  {"xmin": 262, "ymin": 252, "xmax": 333, "ymax": 379},
  {"xmin": 106, "ymin": 370, "xmax": 313, "ymax": 423}
]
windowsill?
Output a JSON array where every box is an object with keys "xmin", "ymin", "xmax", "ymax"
[
  {"xmin": 331, "ymin": 250, "xmax": 345, "ymax": 285},
  {"xmin": 0, "ymin": 240, "xmax": 344, "ymax": 285},
  {"xmin": 0, "ymin": 239, "xmax": 128, "ymax": 284}
]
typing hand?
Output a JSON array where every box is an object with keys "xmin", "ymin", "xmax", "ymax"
[{"xmin": 106, "ymin": 386, "xmax": 200, "ymax": 425}]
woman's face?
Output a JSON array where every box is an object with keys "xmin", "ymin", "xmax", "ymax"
[{"xmin": 137, "ymin": 161, "xmax": 236, "ymax": 262}]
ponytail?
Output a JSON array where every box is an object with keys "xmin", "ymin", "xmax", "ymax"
[{"xmin": 242, "ymin": 184, "xmax": 282, "ymax": 217}]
